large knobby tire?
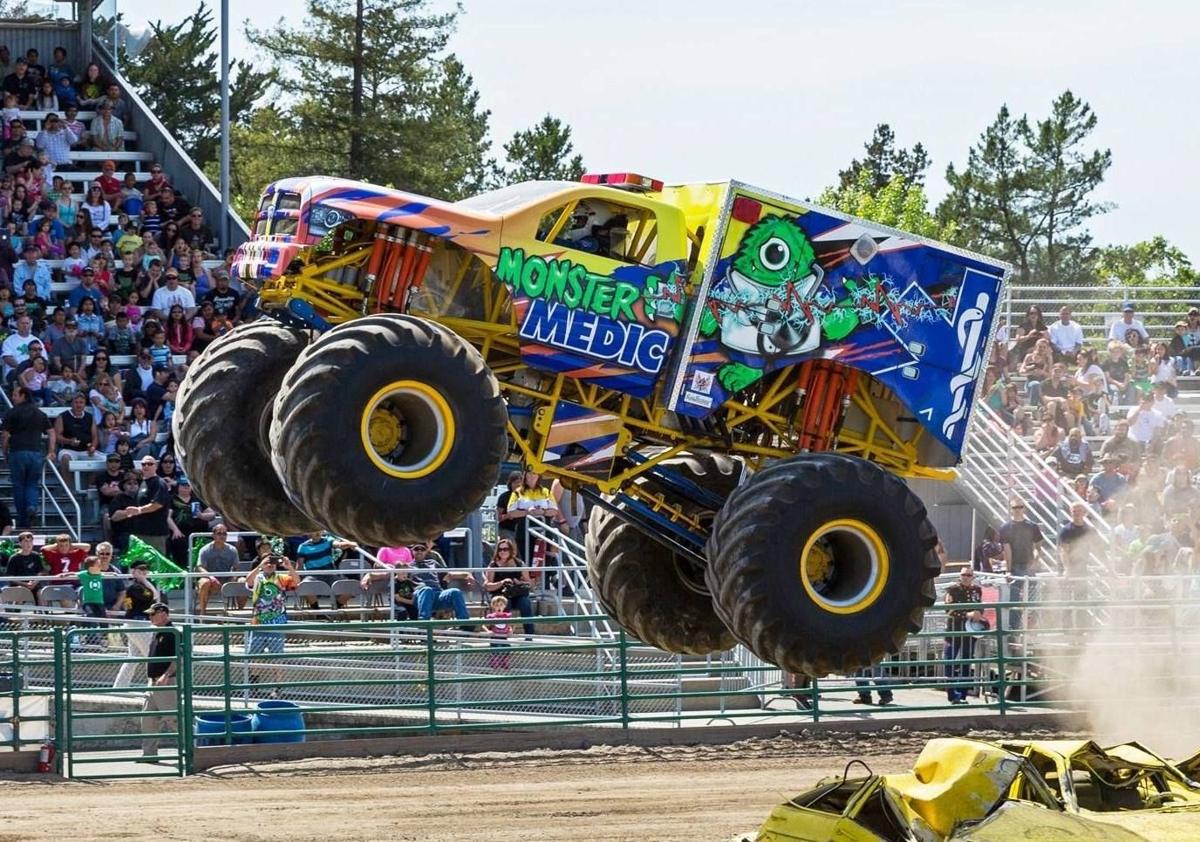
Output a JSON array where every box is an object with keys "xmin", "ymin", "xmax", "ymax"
[
  {"xmin": 270, "ymin": 314, "xmax": 507, "ymax": 547},
  {"xmin": 173, "ymin": 320, "xmax": 319, "ymax": 535},
  {"xmin": 706, "ymin": 453, "xmax": 939, "ymax": 677},
  {"xmin": 586, "ymin": 453, "xmax": 740, "ymax": 654}
]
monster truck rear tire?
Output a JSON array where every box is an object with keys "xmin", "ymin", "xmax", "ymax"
[
  {"xmin": 173, "ymin": 320, "xmax": 319, "ymax": 535},
  {"xmin": 270, "ymin": 314, "xmax": 507, "ymax": 547},
  {"xmin": 705, "ymin": 453, "xmax": 940, "ymax": 677},
  {"xmin": 586, "ymin": 453, "xmax": 739, "ymax": 654}
]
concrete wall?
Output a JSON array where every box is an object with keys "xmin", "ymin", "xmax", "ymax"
[
  {"xmin": 908, "ymin": 478, "xmax": 976, "ymax": 563},
  {"xmin": 0, "ymin": 21, "xmax": 84, "ymax": 69}
]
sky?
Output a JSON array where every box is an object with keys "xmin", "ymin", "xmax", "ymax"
[{"xmin": 116, "ymin": 0, "xmax": 1200, "ymax": 264}]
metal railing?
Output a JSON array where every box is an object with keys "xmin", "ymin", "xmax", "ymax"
[
  {"xmin": 0, "ymin": 384, "xmax": 83, "ymax": 538},
  {"xmin": 1002, "ymin": 284, "xmax": 1200, "ymax": 343}
]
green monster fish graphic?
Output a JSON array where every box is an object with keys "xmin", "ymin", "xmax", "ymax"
[{"xmin": 698, "ymin": 215, "xmax": 859, "ymax": 392}]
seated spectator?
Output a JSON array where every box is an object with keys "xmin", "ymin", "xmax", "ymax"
[
  {"xmin": 1163, "ymin": 417, "xmax": 1199, "ymax": 473},
  {"xmin": 89, "ymin": 375, "xmax": 125, "ymax": 425},
  {"xmin": 1150, "ymin": 343, "xmax": 1178, "ymax": 398},
  {"xmin": 1073, "ymin": 349, "xmax": 1106, "ymax": 397},
  {"xmin": 4, "ymin": 135, "xmax": 36, "ymax": 177},
  {"xmin": 1127, "ymin": 391, "xmax": 1168, "ymax": 453},
  {"xmin": 1089, "ymin": 455, "xmax": 1127, "ymax": 514},
  {"xmin": 2, "ymin": 58, "xmax": 36, "ymax": 107},
  {"xmin": 24, "ymin": 49, "xmax": 45, "ymax": 82},
  {"xmin": 126, "ymin": 398, "xmax": 158, "ymax": 459},
  {"xmin": 104, "ymin": 310, "xmax": 139, "ymax": 356},
  {"xmin": 1019, "ymin": 338, "xmax": 1054, "ymax": 382},
  {"xmin": 164, "ymin": 304, "xmax": 193, "ymax": 354},
  {"xmin": 180, "ymin": 207, "xmax": 215, "ymax": 254},
  {"xmin": 1100, "ymin": 419, "xmax": 1141, "ymax": 472},
  {"xmin": 78, "ymin": 62, "xmax": 106, "ymax": 108},
  {"xmin": 53, "ymin": 75, "xmax": 76, "ymax": 109},
  {"xmin": 90, "ymin": 102, "xmax": 125, "ymax": 152},
  {"xmin": 194, "ymin": 525, "xmax": 242, "ymax": 614},
  {"xmin": 42, "ymin": 532, "xmax": 89, "ymax": 579},
  {"xmin": 295, "ymin": 530, "xmax": 358, "ymax": 608},
  {"xmin": 0, "ymin": 92, "xmax": 17, "ymax": 132},
  {"xmin": 74, "ymin": 295, "xmax": 104, "ymax": 351},
  {"xmin": 54, "ymin": 391, "xmax": 98, "ymax": 472},
  {"xmin": 67, "ymin": 265, "xmax": 104, "ymax": 311},
  {"xmin": 2, "ymin": 532, "xmax": 49, "ymax": 596},
  {"xmin": 34, "ymin": 78, "xmax": 56, "ymax": 111},
  {"xmin": 157, "ymin": 185, "xmax": 189, "ymax": 224},
  {"xmin": 1, "ymin": 313, "xmax": 36, "ymax": 381},
  {"xmin": 97, "ymin": 411, "xmax": 124, "ymax": 453},
  {"xmin": 34, "ymin": 112, "xmax": 77, "ymax": 171},
  {"xmin": 62, "ymin": 105, "xmax": 86, "ymax": 146},
  {"xmin": 1026, "ymin": 361, "xmax": 1070, "ymax": 408},
  {"xmin": 183, "ymin": 250, "xmax": 211, "ymax": 296},
  {"xmin": 1032, "ymin": 416, "xmax": 1063, "ymax": 456},
  {"xmin": 81, "ymin": 184, "xmax": 112, "ymax": 231},
  {"xmin": 1008, "ymin": 305, "xmax": 1049, "ymax": 366},
  {"xmin": 150, "ymin": 268, "xmax": 196, "ymax": 318},
  {"xmin": 1056, "ymin": 426, "xmax": 1093, "ymax": 478},
  {"xmin": 1162, "ymin": 468, "xmax": 1200, "ymax": 518},
  {"xmin": 1151, "ymin": 380, "xmax": 1178, "ymax": 419},
  {"xmin": 98, "ymin": 83, "xmax": 129, "ymax": 124},
  {"xmin": 18, "ymin": 354, "xmax": 50, "ymax": 404},
  {"xmin": 485, "ymin": 538, "xmax": 535, "ymax": 636},
  {"xmin": 47, "ymin": 362, "xmax": 86, "ymax": 406},
  {"xmin": 1108, "ymin": 301, "xmax": 1149, "ymax": 344},
  {"xmin": 1048, "ymin": 306, "xmax": 1085, "ymax": 361},
  {"xmin": 96, "ymin": 159, "xmax": 123, "ymax": 209},
  {"xmin": 202, "ymin": 269, "xmax": 241, "ymax": 318},
  {"xmin": 48, "ymin": 46, "xmax": 73, "ymax": 84},
  {"xmin": 119, "ymin": 171, "xmax": 142, "ymax": 215},
  {"xmin": 142, "ymin": 164, "xmax": 169, "ymax": 203},
  {"xmin": 405, "ymin": 542, "xmax": 472, "ymax": 629},
  {"xmin": 52, "ymin": 319, "xmax": 88, "ymax": 372}
]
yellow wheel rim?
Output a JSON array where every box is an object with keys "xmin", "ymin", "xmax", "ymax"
[
  {"xmin": 359, "ymin": 380, "xmax": 455, "ymax": 480},
  {"xmin": 799, "ymin": 519, "xmax": 889, "ymax": 615}
]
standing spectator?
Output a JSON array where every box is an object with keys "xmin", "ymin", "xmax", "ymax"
[
  {"xmin": 506, "ymin": 469, "xmax": 562, "ymax": 557},
  {"xmin": 77, "ymin": 555, "xmax": 108, "ymax": 622},
  {"xmin": 999, "ymin": 498, "xmax": 1044, "ymax": 629},
  {"xmin": 194, "ymin": 524, "xmax": 240, "ymax": 615},
  {"xmin": 2, "ymin": 58, "xmax": 36, "ymax": 106},
  {"xmin": 89, "ymin": 102, "xmax": 124, "ymax": 151},
  {"xmin": 2, "ymin": 531, "xmax": 49, "ymax": 596},
  {"xmin": 113, "ymin": 560, "xmax": 159, "ymax": 688},
  {"xmin": 245, "ymin": 554, "xmax": 297, "ymax": 697},
  {"xmin": 1, "ymin": 385, "xmax": 55, "ymax": 526},
  {"xmin": 1108, "ymin": 301, "xmax": 1149, "ymax": 344},
  {"xmin": 34, "ymin": 112, "xmax": 77, "ymax": 170},
  {"xmin": 1151, "ymin": 381, "xmax": 1178, "ymax": 421},
  {"xmin": 943, "ymin": 567, "xmax": 983, "ymax": 704},
  {"xmin": 852, "ymin": 663, "xmax": 895, "ymax": 707},
  {"xmin": 973, "ymin": 526, "xmax": 1004, "ymax": 573},
  {"xmin": 1048, "ymin": 306, "xmax": 1085, "ymax": 361},
  {"xmin": 483, "ymin": 595, "xmax": 513, "ymax": 669},
  {"xmin": 550, "ymin": 478, "xmax": 586, "ymax": 545},
  {"xmin": 1058, "ymin": 502, "xmax": 1097, "ymax": 577},
  {"xmin": 166, "ymin": 478, "xmax": 214, "ymax": 568},
  {"xmin": 164, "ymin": 305, "xmax": 193, "ymax": 354},
  {"xmin": 139, "ymin": 602, "xmax": 176, "ymax": 762},
  {"xmin": 106, "ymin": 472, "xmax": 141, "ymax": 553},
  {"xmin": 485, "ymin": 538, "xmax": 536, "ymax": 636},
  {"xmin": 120, "ymin": 455, "xmax": 172, "ymax": 553}
]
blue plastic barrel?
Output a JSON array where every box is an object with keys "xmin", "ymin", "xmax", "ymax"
[
  {"xmin": 252, "ymin": 699, "xmax": 306, "ymax": 743},
  {"xmin": 194, "ymin": 713, "xmax": 253, "ymax": 746}
]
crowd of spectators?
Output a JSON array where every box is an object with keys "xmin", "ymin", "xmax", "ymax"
[{"xmin": 980, "ymin": 299, "xmax": 1200, "ymax": 580}]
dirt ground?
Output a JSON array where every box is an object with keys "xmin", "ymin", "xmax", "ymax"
[{"xmin": 0, "ymin": 729, "xmax": 1067, "ymax": 841}]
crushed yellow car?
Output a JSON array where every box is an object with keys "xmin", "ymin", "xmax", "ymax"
[{"xmin": 746, "ymin": 737, "xmax": 1200, "ymax": 841}]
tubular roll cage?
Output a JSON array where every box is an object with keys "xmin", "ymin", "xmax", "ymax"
[{"xmin": 254, "ymin": 220, "xmax": 950, "ymax": 534}]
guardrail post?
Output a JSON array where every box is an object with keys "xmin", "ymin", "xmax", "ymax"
[
  {"xmin": 995, "ymin": 604, "xmax": 1007, "ymax": 716},
  {"xmin": 222, "ymin": 627, "xmax": 233, "ymax": 746},
  {"xmin": 425, "ymin": 625, "xmax": 437, "ymax": 734},
  {"xmin": 53, "ymin": 627, "xmax": 64, "ymax": 773},
  {"xmin": 180, "ymin": 625, "xmax": 193, "ymax": 776},
  {"xmin": 811, "ymin": 676, "xmax": 820, "ymax": 723},
  {"xmin": 618, "ymin": 630, "xmax": 629, "ymax": 729}
]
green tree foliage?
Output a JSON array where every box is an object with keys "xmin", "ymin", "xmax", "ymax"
[
  {"xmin": 247, "ymin": 0, "xmax": 490, "ymax": 200},
  {"xmin": 1094, "ymin": 236, "xmax": 1198, "ymax": 299},
  {"xmin": 499, "ymin": 114, "xmax": 585, "ymax": 184},
  {"xmin": 817, "ymin": 170, "xmax": 954, "ymax": 242},
  {"xmin": 940, "ymin": 91, "xmax": 1112, "ymax": 285},
  {"xmin": 122, "ymin": 2, "xmax": 273, "ymax": 169},
  {"xmin": 837, "ymin": 123, "xmax": 930, "ymax": 191}
]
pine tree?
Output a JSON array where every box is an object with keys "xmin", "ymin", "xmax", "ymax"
[
  {"xmin": 837, "ymin": 124, "xmax": 930, "ymax": 192},
  {"xmin": 122, "ymin": 2, "xmax": 273, "ymax": 169},
  {"xmin": 247, "ymin": 0, "xmax": 491, "ymax": 199},
  {"xmin": 499, "ymin": 115, "xmax": 585, "ymax": 184}
]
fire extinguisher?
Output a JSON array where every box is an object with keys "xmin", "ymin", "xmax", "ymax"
[{"xmin": 37, "ymin": 741, "xmax": 55, "ymax": 774}]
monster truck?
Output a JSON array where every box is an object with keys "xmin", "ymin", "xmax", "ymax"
[{"xmin": 174, "ymin": 172, "xmax": 1007, "ymax": 676}]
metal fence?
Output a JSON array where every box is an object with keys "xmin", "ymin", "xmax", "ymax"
[{"xmin": 5, "ymin": 580, "xmax": 1200, "ymax": 777}]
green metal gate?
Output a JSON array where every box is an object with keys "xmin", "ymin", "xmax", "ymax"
[{"xmin": 61, "ymin": 625, "xmax": 189, "ymax": 779}]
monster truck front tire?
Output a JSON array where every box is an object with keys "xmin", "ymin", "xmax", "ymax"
[
  {"xmin": 705, "ymin": 453, "xmax": 940, "ymax": 677},
  {"xmin": 586, "ymin": 453, "xmax": 739, "ymax": 655},
  {"xmin": 173, "ymin": 320, "xmax": 319, "ymax": 535},
  {"xmin": 269, "ymin": 314, "xmax": 507, "ymax": 547}
]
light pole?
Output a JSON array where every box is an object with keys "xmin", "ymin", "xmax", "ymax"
[{"xmin": 219, "ymin": 0, "xmax": 231, "ymax": 251}]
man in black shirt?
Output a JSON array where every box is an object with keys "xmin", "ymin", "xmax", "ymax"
[
  {"xmin": 140, "ymin": 602, "xmax": 177, "ymax": 761},
  {"xmin": 156, "ymin": 186, "xmax": 189, "ymax": 224},
  {"xmin": 943, "ymin": 568, "xmax": 984, "ymax": 704},
  {"xmin": 2, "ymin": 58, "xmax": 36, "ymax": 106},
  {"xmin": 1, "ymin": 531, "xmax": 49, "ymax": 594},
  {"xmin": 54, "ymin": 392, "xmax": 97, "ymax": 475},
  {"xmin": 3, "ymin": 136, "xmax": 36, "ymax": 178},
  {"xmin": 107, "ymin": 473, "xmax": 141, "ymax": 554},
  {"xmin": 1, "ymin": 384, "xmax": 55, "ymax": 527},
  {"xmin": 998, "ymin": 497, "xmax": 1044, "ymax": 630},
  {"xmin": 121, "ymin": 456, "xmax": 173, "ymax": 554},
  {"xmin": 201, "ymin": 270, "xmax": 241, "ymax": 317}
]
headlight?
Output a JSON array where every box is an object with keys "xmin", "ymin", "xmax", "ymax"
[{"xmin": 308, "ymin": 204, "xmax": 353, "ymax": 236}]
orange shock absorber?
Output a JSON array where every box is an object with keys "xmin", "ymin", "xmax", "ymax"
[
  {"xmin": 396, "ymin": 236, "xmax": 433, "ymax": 310},
  {"xmin": 363, "ymin": 226, "xmax": 389, "ymax": 293},
  {"xmin": 374, "ymin": 227, "xmax": 405, "ymax": 312},
  {"xmin": 795, "ymin": 359, "xmax": 858, "ymax": 452}
]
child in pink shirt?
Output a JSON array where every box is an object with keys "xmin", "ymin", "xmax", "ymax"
[{"xmin": 484, "ymin": 595, "xmax": 512, "ymax": 669}]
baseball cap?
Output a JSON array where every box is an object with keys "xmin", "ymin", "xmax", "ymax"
[
  {"xmin": 149, "ymin": 602, "xmax": 170, "ymax": 614},
  {"xmin": 1122, "ymin": 301, "xmax": 1135, "ymax": 312},
  {"xmin": 177, "ymin": 476, "xmax": 190, "ymax": 486},
  {"xmin": 130, "ymin": 560, "xmax": 149, "ymax": 570},
  {"xmin": 18, "ymin": 137, "xmax": 31, "ymax": 148}
]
